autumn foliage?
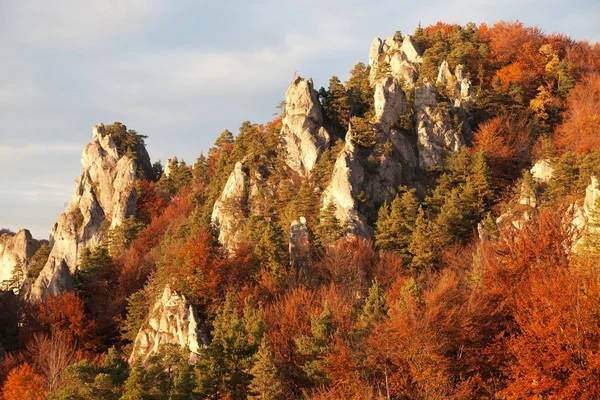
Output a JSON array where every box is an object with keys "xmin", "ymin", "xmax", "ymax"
[
  {"xmin": 554, "ymin": 74, "xmax": 600, "ymax": 153},
  {"xmin": 1, "ymin": 362, "xmax": 46, "ymax": 400}
]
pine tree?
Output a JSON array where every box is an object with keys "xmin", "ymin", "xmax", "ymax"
[
  {"xmin": 375, "ymin": 188, "xmax": 419, "ymax": 256},
  {"xmin": 314, "ymin": 203, "xmax": 344, "ymax": 248},
  {"xmin": 248, "ymin": 338, "xmax": 282, "ymax": 400},
  {"xmin": 295, "ymin": 303, "xmax": 335, "ymax": 386},
  {"xmin": 196, "ymin": 293, "xmax": 254, "ymax": 398},
  {"xmin": 409, "ymin": 207, "xmax": 436, "ymax": 272},
  {"xmin": 357, "ymin": 278, "xmax": 388, "ymax": 331}
]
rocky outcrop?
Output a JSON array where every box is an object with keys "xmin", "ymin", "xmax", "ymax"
[
  {"xmin": 436, "ymin": 62, "xmax": 474, "ymax": 109},
  {"xmin": 322, "ymin": 132, "xmax": 370, "ymax": 237},
  {"xmin": 374, "ymin": 77, "xmax": 409, "ymax": 127},
  {"xmin": 289, "ymin": 217, "xmax": 310, "ymax": 271},
  {"xmin": 28, "ymin": 123, "xmax": 139, "ymax": 301},
  {"xmin": 531, "ymin": 160, "xmax": 554, "ymax": 183},
  {"xmin": 0, "ymin": 230, "xmax": 40, "ymax": 290},
  {"xmin": 281, "ymin": 77, "xmax": 330, "ymax": 175},
  {"xmin": 129, "ymin": 285, "xmax": 208, "ymax": 365},
  {"xmin": 211, "ymin": 160, "xmax": 248, "ymax": 251},
  {"xmin": 414, "ymin": 83, "xmax": 464, "ymax": 169},
  {"xmin": 369, "ymin": 35, "xmax": 422, "ymax": 87}
]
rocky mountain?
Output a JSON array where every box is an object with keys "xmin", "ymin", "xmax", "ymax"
[
  {"xmin": 0, "ymin": 230, "xmax": 40, "ymax": 291},
  {"xmin": 27, "ymin": 123, "xmax": 142, "ymax": 301}
]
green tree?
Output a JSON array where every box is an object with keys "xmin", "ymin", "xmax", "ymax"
[
  {"xmin": 375, "ymin": 188, "xmax": 419, "ymax": 257},
  {"xmin": 195, "ymin": 293, "xmax": 255, "ymax": 398},
  {"xmin": 294, "ymin": 303, "xmax": 335, "ymax": 386},
  {"xmin": 248, "ymin": 339, "xmax": 282, "ymax": 400},
  {"xmin": 409, "ymin": 207, "xmax": 436, "ymax": 272},
  {"xmin": 357, "ymin": 278, "xmax": 388, "ymax": 332},
  {"xmin": 314, "ymin": 203, "xmax": 344, "ymax": 248}
]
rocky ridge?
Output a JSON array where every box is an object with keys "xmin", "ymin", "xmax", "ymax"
[{"xmin": 28, "ymin": 123, "xmax": 139, "ymax": 301}]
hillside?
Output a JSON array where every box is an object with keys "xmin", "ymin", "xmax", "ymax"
[{"xmin": 2, "ymin": 21, "xmax": 600, "ymax": 399}]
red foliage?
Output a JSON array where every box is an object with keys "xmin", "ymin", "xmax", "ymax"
[
  {"xmin": 554, "ymin": 74, "xmax": 600, "ymax": 154},
  {"xmin": 473, "ymin": 115, "xmax": 534, "ymax": 186},
  {"xmin": 135, "ymin": 180, "xmax": 168, "ymax": 224},
  {"xmin": 1, "ymin": 362, "xmax": 46, "ymax": 400},
  {"xmin": 36, "ymin": 292, "xmax": 96, "ymax": 349},
  {"xmin": 116, "ymin": 192, "xmax": 191, "ymax": 302}
]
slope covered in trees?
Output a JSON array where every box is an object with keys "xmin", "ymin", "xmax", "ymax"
[{"xmin": 2, "ymin": 21, "xmax": 600, "ymax": 399}]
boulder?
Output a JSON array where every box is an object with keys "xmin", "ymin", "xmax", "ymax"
[
  {"xmin": 129, "ymin": 285, "xmax": 208, "ymax": 365},
  {"xmin": 281, "ymin": 77, "xmax": 330, "ymax": 175},
  {"xmin": 28, "ymin": 123, "xmax": 139, "ymax": 301}
]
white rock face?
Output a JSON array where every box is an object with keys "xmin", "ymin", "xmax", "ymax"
[
  {"xmin": 389, "ymin": 53, "xmax": 419, "ymax": 88},
  {"xmin": 369, "ymin": 35, "xmax": 422, "ymax": 86},
  {"xmin": 414, "ymin": 83, "xmax": 464, "ymax": 169},
  {"xmin": 400, "ymin": 35, "xmax": 423, "ymax": 64},
  {"xmin": 289, "ymin": 217, "xmax": 310, "ymax": 270},
  {"xmin": 129, "ymin": 285, "xmax": 208, "ymax": 365},
  {"xmin": 28, "ymin": 123, "xmax": 138, "ymax": 301},
  {"xmin": 374, "ymin": 77, "xmax": 409, "ymax": 127},
  {"xmin": 211, "ymin": 160, "xmax": 248, "ymax": 251},
  {"xmin": 281, "ymin": 77, "xmax": 330, "ymax": 175},
  {"xmin": 531, "ymin": 160, "xmax": 554, "ymax": 183},
  {"xmin": 436, "ymin": 60, "xmax": 454, "ymax": 87},
  {"xmin": 0, "ymin": 230, "xmax": 40, "ymax": 289},
  {"xmin": 322, "ymin": 133, "xmax": 370, "ymax": 237}
]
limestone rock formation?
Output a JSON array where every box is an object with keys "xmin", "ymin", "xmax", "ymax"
[
  {"xmin": 322, "ymin": 132, "xmax": 370, "ymax": 237},
  {"xmin": 28, "ymin": 123, "xmax": 139, "ymax": 301},
  {"xmin": 400, "ymin": 35, "xmax": 423, "ymax": 64},
  {"xmin": 369, "ymin": 35, "xmax": 422, "ymax": 87},
  {"xmin": 289, "ymin": 217, "xmax": 310, "ymax": 271},
  {"xmin": 436, "ymin": 62, "xmax": 473, "ymax": 107},
  {"xmin": 129, "ymin": 285, "xmax": 208, "ymax": 364},
  {"xmin": 531, "ymin": 160, "xmax": 554, "ymax": 183},
  {"xmin": 374, "ymin": 77, "xmax": 409, "ymax": 127},
  {"xmin": 281, "ymin": 77, "xmax": 330, "ymax": 175},
  {"xmin": 414, "ymin": 83, "xmax": 464, "ymax": 169},
  {"xmin": 0, "ymin": 230, "xmax": 40, "ymax": 290},
  {"xmin": 211, "ymin": 160, "xmax": 248, "ymax": 250}
]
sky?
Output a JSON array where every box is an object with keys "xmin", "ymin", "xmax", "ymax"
[{"xmin": 1, "ymin": 0, "xmax": 599, "ymax": 239}]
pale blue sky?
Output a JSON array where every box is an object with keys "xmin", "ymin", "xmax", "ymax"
[{"xmin": 1, "ymin": 0, "xmax": 599, "ymax": 239}]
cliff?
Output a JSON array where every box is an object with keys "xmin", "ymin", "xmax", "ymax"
[{"xmin": 27, "ymin": 123, "xmax": 142, "ymax": 301}]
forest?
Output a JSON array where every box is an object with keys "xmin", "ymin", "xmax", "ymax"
[{"xmin": 2, "ymin": 21, "xmax": 600, "ymax": 399}]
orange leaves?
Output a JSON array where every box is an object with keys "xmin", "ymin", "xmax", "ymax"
[
  {"xmin": 36, "ymin": 292, "xmax": 96, "ymax": 350},
  {"xmin": 1, "ymin": 362, "xmax": 46, "ymax": 400},
  {"xmin": 135, "ymin": 180, "xmax": 167, "ymax": 224},
  {"xmin": 473, "ymin": 115, "xmax": 534, "ymax": 186},
  {"xmin": 554, "ymin": 74, "xmax": 600, "ymax": 154}
]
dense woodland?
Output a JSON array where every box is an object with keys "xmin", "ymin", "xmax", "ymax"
[{"xmin": 3, "ymin": 21, "xmax": 600, "ymax": 399}]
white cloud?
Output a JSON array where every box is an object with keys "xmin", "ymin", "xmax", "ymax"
[
  {"xmin": 0, "ymin": 0, "xmax": 161, "ymax": 49},
  {"xmin": 0, "ymin": 143, "xmax": 82, "ymax": 157}
]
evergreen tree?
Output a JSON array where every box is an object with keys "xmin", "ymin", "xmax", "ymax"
[
  {"xmin": 196, "ymin": 293, "xmax": 254, "ymax": 398},
  {"xmin": 409, "ymin": 207, "xmax": 436, "ymax": 272},
  {"xmin": 295, "ymin": 303, "xmax": 335, "ymax": 386},
  {"xmin": 314, "ymin": 203, "xmax": 344, "ymax": 248},
  {"xmin": 357, "ymin": 278, "xmax": 388, "ymax": 332},
  {"xmin": 248, "ymin": 339, "xmax": 282, "ymax": 400},
  {"xmin": 375, "ymin": 188, "xmax": 419, "ymax": 257}
]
